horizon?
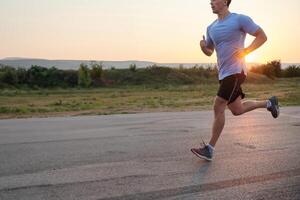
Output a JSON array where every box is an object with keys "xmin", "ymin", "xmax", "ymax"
[
  {"xmin": 2, "ymin": 57, "xmax": 300, "ymax": 65},
  {"xmin": 1, "ymin": 57, "xmax": 298, "ymax": 71},
  {"xmin": 1, "ymin": 0, "xmax": 300, "ymax": 63}
]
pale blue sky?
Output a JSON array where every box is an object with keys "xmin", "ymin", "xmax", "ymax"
[{"xmin": 1, "ymin": 0, "xmax": 300, "ymax": 63}]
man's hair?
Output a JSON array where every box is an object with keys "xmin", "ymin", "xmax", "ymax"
[{"xmin": 227, "ymin": 0, "xmax": 232, "ymax": 7}]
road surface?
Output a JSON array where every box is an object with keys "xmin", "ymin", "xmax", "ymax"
[{"xmin": 0, "ymin": 107, "xmax": 299, "ymax": 199}]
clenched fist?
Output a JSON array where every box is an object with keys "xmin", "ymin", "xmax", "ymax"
[{"xmin": 200, "ymin": 35, "xmax": 207, "ymax": 49}]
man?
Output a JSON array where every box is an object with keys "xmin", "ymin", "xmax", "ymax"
[{"xmin": 191, "ymin": 0, "xmax": 279, "ymax": 161}]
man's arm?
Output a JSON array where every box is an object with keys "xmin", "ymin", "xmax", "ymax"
[
  {"xmin": 245, "ymin": 28, "xmax": 267, "ymax": 54},
  {"xmin": 200, "ymin": 35, "xmax": 214, "ymax": 56},
  {"xmin": 235, "ymin": 28, "xmax": 267, "ymax": 58}
]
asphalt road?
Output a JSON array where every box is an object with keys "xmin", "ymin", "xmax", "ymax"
[{"xmin": 0, "ymin": 107, "xmax": 299, "ymax": 200}]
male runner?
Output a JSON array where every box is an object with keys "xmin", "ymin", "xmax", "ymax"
[{"xmin": 191, "ymin": 0, "xmax": 279, "ymax": 161}]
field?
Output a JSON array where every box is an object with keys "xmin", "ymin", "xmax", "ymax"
[{"xmin": 0, "ymin": 77, "xmax": 299, "ymax": 119}]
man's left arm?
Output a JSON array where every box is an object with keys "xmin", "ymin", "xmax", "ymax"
[
  {"xmin": 235, "ymin": 14, "xmax": 268, "ymax": 58},
  {"xmin": 243, "ymin": 28, "xmax": 268, "ymax": 56}
]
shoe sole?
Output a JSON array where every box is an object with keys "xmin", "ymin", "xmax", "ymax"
[
  {"xmin": 191, "ymin": 149, "xmax": 212, "ymax": 161},
  {"xmin": 272, "ymin": 107, "xmax": 279, "ymax": 118},
  {"xmin": 269, "ymin": 96, "xmax": 279, "ymax": 118},
  {"xmin": 276, "ymin": 106, "xmax": 280, "ymax": 118},
  {"xmin": 273, "ymin": 97, "xmax": 280, "ymax": 118}
]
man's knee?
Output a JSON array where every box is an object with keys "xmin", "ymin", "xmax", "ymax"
[
  {"xmin": 229, "ymin": 106, "xmax": 243, "ymax": 116},
  {"xmin": 228, "ymin": 96, "xmax": 244, "ymax": 116},
  {"xmin": 230, "ymin": 109, "xmax": 243, "ymax": 116},
  {"xmin": 213, "ymin": 97, "xmax": 227, "ymax": 115}
]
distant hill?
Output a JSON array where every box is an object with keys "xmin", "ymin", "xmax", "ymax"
[
  {"xmin": 0, "ymin": 57, "xmax": 298, "ymax": 70},
  {"xmin": 0, "ymin": 58, "xmax": 156, "ymax": 70},
  {"xmin": 0, "ymin": 58, "xmax": 217, "ymax": 69}
]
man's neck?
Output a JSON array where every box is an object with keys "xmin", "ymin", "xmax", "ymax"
[{"xmin": 217, "ymin": 9, "xmax": 230, "ymax": 20}]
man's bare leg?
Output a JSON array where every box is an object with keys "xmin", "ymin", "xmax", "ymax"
[
  {"xmin": 227, "ymin": 96, "xmax": 267, "ymax": 116},
  {"xmin": 191, "ymin": 96, "xmax": 227, "ymax": 161},
  {"xmin": 191, "ymin": 95, "xmax": 278, "ymax": 161},
  {"xmin": 209, "ymin": 96, "xmax": 267, "ymax": 147},
  {"xmin": 208, "ymin": 96, "xmax": 228, "ymax": 147}
]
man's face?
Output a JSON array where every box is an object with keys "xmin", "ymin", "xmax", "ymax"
[{"xmin": 210, "ymin": 0, "xmax": 227, "ymax": 14}]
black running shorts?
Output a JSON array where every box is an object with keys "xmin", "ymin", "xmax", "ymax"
[{"xmin": 217, "ymin": 71, "xmax": 246, "ymax": 105}]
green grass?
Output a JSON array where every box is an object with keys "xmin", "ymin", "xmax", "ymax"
[{"xmin": 0, "ymin": 77, "xmax": 299, "ymax": 119}]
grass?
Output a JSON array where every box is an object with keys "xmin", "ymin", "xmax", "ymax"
[{"xmin": 0, "ymin": 77, "xmax": 299, "ymax": 119}]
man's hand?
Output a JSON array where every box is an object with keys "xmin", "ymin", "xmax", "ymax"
[
  {"xmin": 200, "ymin": 35, "xmax": 207, "ymax": 49},
  {"xmin": 234, "ymin": 28, "xmax": 267, "ymax": 59},
  {"xmin": 200, "ymin": 35, "xmax": 214, "ymax": 56},
  {"xmin": 233, "ymin": 48, "xmax": 251, "ymax": 59}
]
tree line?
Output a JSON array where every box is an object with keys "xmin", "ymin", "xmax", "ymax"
[
  {"xmin": 0, "ymin": 60, "xmax": 299, "ymax": 88},
  {"xmin": 250, "ymin": 60, "xmax": 300, "ymax": 78}
]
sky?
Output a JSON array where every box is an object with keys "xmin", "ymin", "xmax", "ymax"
[{"xmin": 0, "ymin": 0, "xmax": 300, "ymax": 63}]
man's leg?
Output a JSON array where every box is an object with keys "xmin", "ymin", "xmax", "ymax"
[
  {"xmin": 191, "ymin": 96, "xmax": 227, "ymax": 161},
  {"xmin": 227, "ymin": 96, "xmax": 267, "ymax": 116},
  {"xmin": 208, "ymin": 96, "xmax": 228, "ymax": 147}
]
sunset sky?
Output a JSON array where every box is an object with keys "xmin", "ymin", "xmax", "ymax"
[{"xmin": 1, "ymin": 0, "xmax": 300, "ymax": 63}]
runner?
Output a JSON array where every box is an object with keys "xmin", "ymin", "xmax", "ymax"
[{"xmin": 191, "ymin": 0, "xmax": 279, "ymax": 161}]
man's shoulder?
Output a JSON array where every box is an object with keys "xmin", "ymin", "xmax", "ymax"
[
  {"xmin": 233, "ymin": 13, "xmax": 253, "ymax": 21},
  {"xmin": 207, "ymin": 13, "xmax": 245, "ymax": 28},
  {"xmin": 207, "ymin": 19, "xmax": 217, "ymax": 30},
  {"xmin": 227, "ymin": 13, "xmax": 251, "ymax": 22}
]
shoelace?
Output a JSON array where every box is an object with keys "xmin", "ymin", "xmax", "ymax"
[{"xmin": 200, "ymin": 136, "xmax": 207, "ymax": 148}]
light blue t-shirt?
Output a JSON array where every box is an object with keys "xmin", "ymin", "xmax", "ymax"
[{"xmin": 206, "ymin": 13, "xmax": 260, "ymax": 80}]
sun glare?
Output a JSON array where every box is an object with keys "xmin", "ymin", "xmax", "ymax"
[{"xmin": 245, "ymin": 54, "xmax": 255, "ymax": 63}]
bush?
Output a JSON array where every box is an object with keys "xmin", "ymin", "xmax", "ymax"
[
  {"xmin": 282, "ymin": 65, "xmax": 300, "ymax": 77},
  {"xmin": 251, "ymin": 60, "xmax": 282, "ymax": 78},
  {"xmin": 251, "ymin": 60, "xmax": 300, "ymax": 78}
]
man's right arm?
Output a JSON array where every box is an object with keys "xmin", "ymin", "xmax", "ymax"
[{"xmin": 200, "ymin": 35, "xmax": 214, "ymax": 56}]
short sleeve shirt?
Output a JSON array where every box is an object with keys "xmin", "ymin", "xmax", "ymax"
[{"xmin": 206, "ymin": 13, "xmax": 260, "ymax": 80}]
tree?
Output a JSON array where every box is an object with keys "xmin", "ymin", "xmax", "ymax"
[
  {"xmin": 27, "ymin": 65, "xmax": 49, "ymax": 87},
  {"xmin": 129, "ymin": 64, "xmax": 137, "ymax": 72},
  {"xmin": 250, "ymin": 60, "xmax": 282, "ymax": 78},
  {"xmin": 90, "ymin": 62, "xmax": 103, "ymax": 86},
  {"xmin": 0, "ymin": 66, "xmax": 18, "ymax": 85},
  {"xmin": 16, "ymin": 67, "xmax": 27, "ymax": 85},
  {"xmin": 78, "ymin": 63, "xmax": 91, "ymax": 87},
  {"xmin": 64, "ymin": 70, "xmax": 78, "ymax": 87},
  {"xmin": 283, "ymin": 65, "xmax": 300, "ymax": 77}
]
